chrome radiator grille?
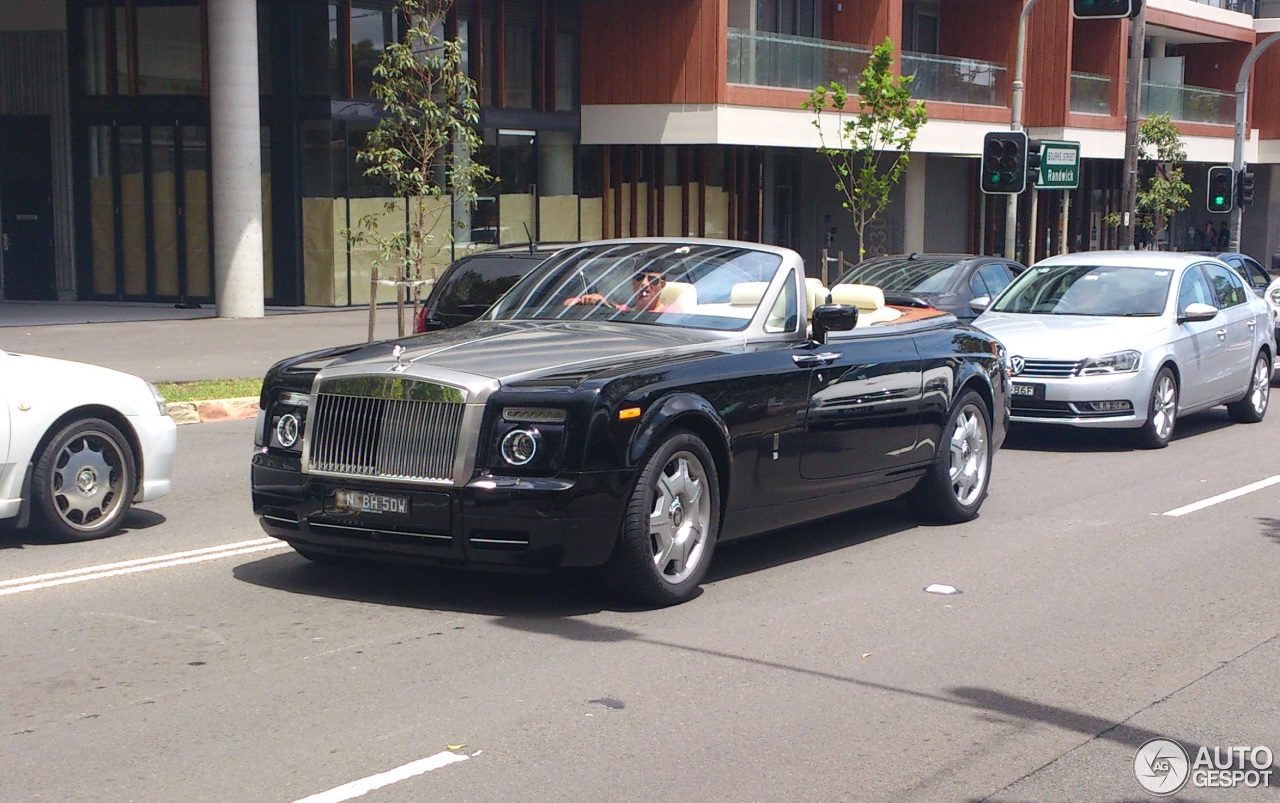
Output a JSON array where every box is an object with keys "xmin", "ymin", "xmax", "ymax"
[
  {"xmin": 307, "ymin": 377, "xmax": 467, "ymax": 484},
  {"xmin": 1019, "ymin": 359, "xmax": 1083, "ymax": 378}
]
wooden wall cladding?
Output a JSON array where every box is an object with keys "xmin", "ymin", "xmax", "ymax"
[
  {"xmin": 580, "ymin": 0, "xmax": 726, "ymax": 105},
  {"xmin": 1254, "ymin": 45, "xmax": 1280, "ymax": 139},
  {"xmin": 938, "ymin": 0, "xmax": 1019, "ymax": 68},
  {"xmin": 822, "ymin": 0, "xmax": 899, "ymax": 50},
  {"xmin": 1182, "ymin": 42, "xmax": 1249, "ymax": 94},
  {"xmin": 1024, "ymin": 0, "xmax": 1071, "ymax": 127},
  {"xmin": 1070, "ymin": 17, "xmax": 1122, "ymax": 77}
]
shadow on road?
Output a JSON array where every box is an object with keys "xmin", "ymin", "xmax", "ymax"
[
  {"xmin": 0, "ymin": 507, "xmax": 166, "ymax": 549},
  {"xmin": 1258, "ymin": 516, "xmax": 1280, "ymax": 546},
  {"xmin": 231, "ymin": 500, "xmax": 919, "ymax": 616},
  {"xmin": 1001, "ymin": 409, "xmax": 1236, "ymax": 453}
]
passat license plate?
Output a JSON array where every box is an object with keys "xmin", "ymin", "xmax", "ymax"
[
  {"xmin": 330, "ymin": 489, "xmax": 408, "ymax": 515},
  {"xmin": 1011, "ymin": 383, "xmax": 1044, "ymax": 398}
]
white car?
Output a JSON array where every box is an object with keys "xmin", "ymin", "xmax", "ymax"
[
  {"xmin": 0, "ymin": 351, "xmax": 176, "ymax": 540},
  {"xmin": 972, "ymin": 252, "xmax": 1274, "ymax": 448}
]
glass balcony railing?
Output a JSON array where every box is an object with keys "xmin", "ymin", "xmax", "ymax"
[
  {"xmin": 1141, "ymin": 81, "xmax": 1234, "ymax": 125},
  {"xmin": 1070, "ymin": 71, "xmax": 1112, "ymax": 115},
  {"xmin": 1183, "ymin": 0, "xmax": 1280, "ymax": 15},
  {"xmin": 726, "ymin": 28, "xmax": 871, "ymax": 91},
  {"xmin": 900, "ymin": 51, "xmax": 1008, "ymax": 106}
]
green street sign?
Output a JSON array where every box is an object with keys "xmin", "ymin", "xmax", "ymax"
[{"xmin": 1035, "ymin": 140, "xmax": 1081, "ymax": 190}]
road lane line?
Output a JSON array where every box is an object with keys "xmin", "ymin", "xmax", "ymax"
[
  {"xmin": 0, "ymin": 538, "xmax": 280, "ymax": 588},
  {"xmin": 292, "ymin": 751, "xmax": 470, "ymax": 803},
  {"xmin": 1162, "ymin": 474, "xmax": 1280, "ymax": 517},
  {"xmin": 0, "ymin": 542, "xmax": 289, "ymax": 596}
]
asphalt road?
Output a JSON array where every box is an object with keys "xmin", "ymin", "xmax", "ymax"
[{"xmin": 2, "ymin": 411, "xmax": 1279, "ymax": 802}]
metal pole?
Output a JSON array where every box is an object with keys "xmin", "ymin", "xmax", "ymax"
[
  {"xmin": 1028, "ymin": 188, "xmax": 1039, "ymax": 263},
  {"xmin": 1061, "ymin": 192, "xmax": 1070, "ymax": 255},
  {"xmin": 1005, "ymin": 0, "xmax": 1046, "ymax": 260},
  {"xmin": 1230, "ymin": 33, "xmax": 1280, "ymax": 254},
  {"xmin": 1121, "ymin": 4, "xmax": 1146, "ymax": 250}
]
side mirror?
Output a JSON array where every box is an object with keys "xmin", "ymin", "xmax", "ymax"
[
  {"xmin": 812, "ymin": 304, "xmax": 859, "ymax": 343},
  {"xmin": 969, "ymin": 295, "xmax": 991, "ymax": 314},
  {"xmin": 1178, "ymin": 302, "xmax": 1218, "ymax": 324}
]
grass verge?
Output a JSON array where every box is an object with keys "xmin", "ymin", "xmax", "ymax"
[{"xmin": 156, "ymin": 378, "xmax": 263, "ymax": 403}]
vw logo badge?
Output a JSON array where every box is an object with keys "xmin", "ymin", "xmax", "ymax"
[{"xmin": 1009, "ymin": 356, "xmax": 1026, "ymax": 376}]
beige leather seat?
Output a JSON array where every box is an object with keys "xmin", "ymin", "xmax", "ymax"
[
  {"xmin": 657, "ymin": 280, "xmax": 697, "ymax": 312},
  {"xmin": 830, "ymin": 283, "xmax": 902, "ymax": 326},
  {"xmin": 804, "ymin": 277, "xmax": 830, "ymax": 322},
  {"xmin": 729, "ymin": 281, "xmax": 769, "ymax": 308}
]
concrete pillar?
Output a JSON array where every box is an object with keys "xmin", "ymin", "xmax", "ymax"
[
  {"xmin": 904, "ymin": 154, "xmax": 927, "ymax": 254},
  {"xmin": 209, "ymin": 0, "xmax": 264, "ymax": 318}
]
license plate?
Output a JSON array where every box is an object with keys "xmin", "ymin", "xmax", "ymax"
[
  {"xmin": 330, "ymin": 489, "xmax": 408, "ymax": 515},
  {"xmin": 1011, "ymin": 383, "xmax": 1044, "ymax": 398}
]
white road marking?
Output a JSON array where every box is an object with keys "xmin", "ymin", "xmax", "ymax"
[
  {"xmin": 0, "ymin": 538, "xmax": 289, "ymax": 596},
  {"xmin": 1162, "ymin": 474, "xmax": 1280, "ymax": 517},
  {"xmin": 292, "ymin": 751, "xmax": 470, "ymax": 803}
]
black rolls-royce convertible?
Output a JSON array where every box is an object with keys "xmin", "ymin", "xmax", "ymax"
[{"xmin": 252, "ymin": 239, "xmax": 1011, "ymax": 606}]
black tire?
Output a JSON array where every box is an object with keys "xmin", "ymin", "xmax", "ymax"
[
  {"xmin": 31, "ymin": 417, "xmax": 135, "ymax": 542},
  {"xmin": 1226, "ymin": 352, "xmax": 1271, "ymax": 424},
  {"xmin": 603, "ymin": 430, "xmax": 721, "ymax": 607},
  {"xmin": 1134, "ymin": 367, "xmax": 1178, "ymax": 449},
  {"xmin": 911, "ymin": 390, "xmax": 992, "ymax": 524}
]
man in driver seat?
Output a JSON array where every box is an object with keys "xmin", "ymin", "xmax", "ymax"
[{"xmin": 565, "ymin": 270, "xmax": 669, "ymax": 312}]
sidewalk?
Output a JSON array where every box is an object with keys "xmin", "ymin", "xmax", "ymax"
[{"xmin": 0, "ymin": 301, "xmax": 410, "ymax": 382}]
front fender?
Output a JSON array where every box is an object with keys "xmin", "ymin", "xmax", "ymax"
[{"xmin": 626, "ymin": 392, "xmax": 730, "ymax": 469}]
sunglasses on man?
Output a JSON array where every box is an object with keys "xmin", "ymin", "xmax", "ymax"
[{"xmin": 633, "ymin": 272, "xmax": 665, "ymax": 285}]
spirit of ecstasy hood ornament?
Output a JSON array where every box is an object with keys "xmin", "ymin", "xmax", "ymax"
[{"xmin": 390, "ymin": 344, "xmax": 409, "ymax": 373}]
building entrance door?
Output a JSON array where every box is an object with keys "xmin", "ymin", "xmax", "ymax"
[{"xmin": 0, "ymin": 116, "xmax": 56, "ymax": 301}]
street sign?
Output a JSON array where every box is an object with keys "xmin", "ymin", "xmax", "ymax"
[{"xmin": 1034, "ymin": 140, "xmax": 1081, "ymax": 190}]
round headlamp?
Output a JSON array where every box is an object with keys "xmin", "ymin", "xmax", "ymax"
[
  {"xmin": 276, "ymin": 413, "xmax": 301, "ymax": 448},
  {"xmin": 500, "ymin": 428, "xmax": 539, "ymax": 466}
]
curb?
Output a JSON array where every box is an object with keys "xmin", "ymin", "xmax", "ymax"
[{"xmin": 167, "ymin": 396, "xmax": 260, "ymax": 426}]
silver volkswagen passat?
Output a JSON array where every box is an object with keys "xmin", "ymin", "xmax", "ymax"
[{"xmin": 973, "ymin": 251, "xmax": 1274, "ymax": 448}]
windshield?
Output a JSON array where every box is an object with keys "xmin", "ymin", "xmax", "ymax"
[
  {"xmin": 838, "ymin": 257, "xmax": 960, "ymax": 294},
  {"xmin": 485, "ymin": 242, "xmax": 786, "ymax": 331},
  {"xmin": 991, "ymin": 264, "xmax": 1171, "ymax": 316}
]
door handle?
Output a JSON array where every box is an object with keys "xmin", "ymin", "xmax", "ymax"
[
  {"xmin": 1247, "ymin": 320, "xmax": 1256, "ymax": 329},
  {"xmin": 792, "ymin": 352, "xmax": 839, "ymax": 367},
  {"xmin": 1, "ymin": 233, "xmax": 9, "ymax": 252},
  {"xmin": 1216, "ymin": 328, "xmax": 1228, "ymax": 341}
]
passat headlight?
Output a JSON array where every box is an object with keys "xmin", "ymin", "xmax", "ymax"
[
  {"xmin": 146, "ymin": 382, "xmax": 168, "ymax": 415},
  {"xmin": 1269, "ymin": 286, "xmax": 1280, "ymax": 306},
  {"xmin": 1080, "ymin": 350, "xmax": 1142, "ymax": 376},
  {"xmin": 500, "ymin": 428, "xmax": 539, "ymax": 466}
]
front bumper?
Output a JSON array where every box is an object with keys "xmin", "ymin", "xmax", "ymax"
[
  {"xmin": 131, "ymin": 413, "xmax": 177, "ymax": 502},
  {"xmin": 251, "ymin": 452, "xmax": 632, "ymax": 570},
  {"xmin": 1008, "ymin": 370, "xmax": 1151, "ymax": 428}
]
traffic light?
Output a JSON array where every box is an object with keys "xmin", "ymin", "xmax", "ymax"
[
  {"xmin": 1072, "ymin": 0, "xmax": 1141, "ymax": 19},
  {"xmin": 1207, "ymin": 166, "xmax": 1235, "ymax": 213},
  {"xmin": 1025, "ymin": 139, "xmax": 1042, "ymax": 189},
  {"xmin": 980, "ymin": 131, "xmax": 1028, "ymax": 195},
  {"xmin": 1238, "ymin": 170, "xmax": 1255, "ymax": 207}
]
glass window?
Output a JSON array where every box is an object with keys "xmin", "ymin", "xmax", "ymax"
[
  {"xmin": 83, "ymin": 6, "xmax": 111, "ymax": 95},
  {"xmin": 504, "ymin": 0, "xmax": 538, "ymax": 108},
  {"xmin": 765, "ymin": 271, "xmax": 798, "ymax": 333},
  {"xmin": 1205, "ymin": 263, "xmax": 1247, "ymax": 308},
  {"xmin": 554, "ymin": 30, "xmax": 578, "ymax": 111},
  {"xmin": 298, "ymin": 2, "xmax": 338, "ymax": 96},
  {"xmin": 258, "ymin": 3, "xmax": 272, "ymax": 94},
  {"xmin": 351, "ymin": 1, "xmax": 400, "ymax": 98},
  {"xmin": 88, "ymin": 126, "xmax": 116, "ymax": 295},
  {"xmin": 993, "ymin": 264, "xmax": 1171, "ymax": 317},
  {"xmin": 977, "ymin": 263, "xmax": 1013, "ymax": 297},
  {"xmin": 136, "ymin": 6, "xmax": 203, "ymax": 94},
  {"xmin": 968, "ymin": 273, "xmax": 987, "ymax": 299},
  {"xmin": 1179, "ymin": 266, "xmax": 1214, "ymax": 311},
  {"xmin": 301, "ymin": 121, "xmax": 341, "ymax": 197}
]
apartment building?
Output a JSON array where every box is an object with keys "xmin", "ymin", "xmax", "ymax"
[{"xmin": 0, "ymin": 0, "xmax": 1277, "ymax": 308}]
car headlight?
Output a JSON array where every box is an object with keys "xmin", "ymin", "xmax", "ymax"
[
  {"xmin": 500, "ymin": 428, "xmax": 540, "ymax": 466},
  {"xmin": 1080, "ymin": 350, "xmax": 1142, "ymax": 376},
  {"xmin": 269, "ymin": 391, "xmax": 310, "ymax": 451},
  {"xmin": 1269, "ymin": 286, "xmax": 1280, "ymax": 306},
  {"xmin": 146, "ymin": 382, "xmax": 168, "ymax": 415}
]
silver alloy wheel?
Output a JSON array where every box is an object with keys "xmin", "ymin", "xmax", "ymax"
[
  {"xmin": 647, "ymin": 450, "xmax": 711, "ymax": 584},
  {"xmin": 1250, "ymin": 356, "xmax": 1271, "ymax": 415},
  {"xmin": 1151, "ymin": 373, "xmax": 1178, "ymax": 440},
  {"xmin": 948, "ymin": 403, "xmax": 988, "ymax": 507},
  {"xmin": 52, "ymin": 430, "xmax": 127, "ymax": 532}
]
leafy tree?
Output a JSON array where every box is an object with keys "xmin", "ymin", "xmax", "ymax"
[
  {"xmin": 1104, "ymin": 114, "xmax": 1190, "ymax": 250},
  {"xmin": 348, "ymin": 0, "xmax": 491, "ymax": 340},
  {"xmin": 802, "ymin": 40, "xmax": 927, "ymax": 261}
]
